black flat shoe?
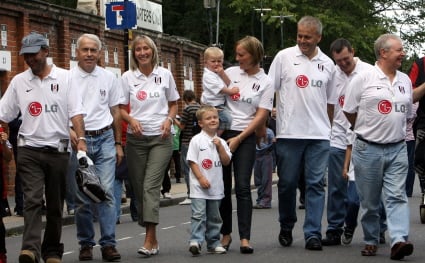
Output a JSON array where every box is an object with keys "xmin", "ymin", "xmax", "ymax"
[
  {"xmin": 222, "ymin": 237, "xmax": 232, "ymax": 251},
  {"xmin": 240, "ymin": 246, "xmax": 254, "ymax": 254}
]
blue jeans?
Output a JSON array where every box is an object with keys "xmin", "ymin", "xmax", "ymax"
[
  {"xmin": 276, "ymin": 139, "xmax": 329, "ymax": 241},
  {"xmin": 254, "ymin": 152, "xmax": 273, "ymax": 207},
  {"xmin": 345, "ymin": 181, "xmax": 387, "ymax": 234},
  {"xmin": 405, "ymin": 140, "xmax": 415, "ymax": 197},
  {"xmin": 75, "ymin": 129, "xmax": 117, "ymax": 247},
  {"xmin": 353, "ymin": 139, "xmax": 409, "ymax": 246},
  {"xmin": 190, "ymin": 198, "xmax": 222, "ymax": 249},
  {"xmin": 326, "ymin": 147, "xmax": 347, "ymax": 235},
  {"xmin": 217, "ymin": 106, "xmax": 232, "ymax": 131}
]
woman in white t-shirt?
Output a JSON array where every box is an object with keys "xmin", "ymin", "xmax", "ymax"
[
  {"xmin": 219, "ymin": 36, "xmax": 274, "ymax": 254},
  {"xmin": 120, "ymin": 35, "xmax": 179, "ymax": 257}
]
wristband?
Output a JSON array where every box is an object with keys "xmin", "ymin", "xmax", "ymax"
[
  {"xmin": 115, "ymin": 142, "xmax": 122, "ymax": 146},
  {"xmin": 167, "ymin": 116, "xmax": 173, "ymax": 124},
  {"xmin": 78, "ymin": 137, "xmax": 86, "ymax": 142}
]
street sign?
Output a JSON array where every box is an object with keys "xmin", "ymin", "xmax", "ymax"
[{"xmin": 105, "ymin": 1, "xmax": 137, "ymax": 30}]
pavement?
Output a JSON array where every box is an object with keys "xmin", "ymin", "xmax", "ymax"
[{"xmin": 5, "ymin": 173, "xmax": 279, "ymax": 237}]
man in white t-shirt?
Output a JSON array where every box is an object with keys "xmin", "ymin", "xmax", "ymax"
[
  {"xmin": 322, "ymin": 38, "xmax": 375, "ymax": 246},
  {"xmin": 69, "ymin": 34, "xmax": 124, "ymax": 262},
  {"xmin": 343, "ymin": 34, "xmax": 413, "ymax": 260},
  {"xmin": 0, "ymin": 32, "xmax": 87, "ymax": 263},
  {"xmin": 268, "ymin": 16, "xmax": 337, "ymax": 251}
]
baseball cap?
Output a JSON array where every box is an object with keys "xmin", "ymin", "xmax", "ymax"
[{"xmin": 19, "ymin": 32, "xmax": 49, "ymax": 55}]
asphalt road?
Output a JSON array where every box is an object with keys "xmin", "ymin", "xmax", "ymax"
[{"xmin": 6, "ymin": 185, "xmax": 425, "ymax": 263}]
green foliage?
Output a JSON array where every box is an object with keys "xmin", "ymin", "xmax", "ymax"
[{"xmin": 162, "ymin": 0, "xmax": 425, "ymax": 66}]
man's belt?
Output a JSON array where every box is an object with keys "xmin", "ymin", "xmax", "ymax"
[{"xmin": 85, "ymin": 125, "xmax": 112, "ymax": 136}]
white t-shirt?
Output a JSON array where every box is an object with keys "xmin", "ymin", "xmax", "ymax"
[
  {"xmin": 268, "ymin": 45, "xmax": 337, "ymax": 139},
  {"xmin": 331, "ymin": 58, "xmax": 374, "ymax": 149},
  {"xmin": 201, "ymin": 67, "xmax": 227, "ymax": 106},
  {"xmin": 121, "ymin": 66, "xmax": 180, "ymax": 136},
  {"xmin": 343, "ymin": 63, "xmax": 413, "ymax": 143},
  {"xmin": 187, "ymin": 131, "xmax": 232, "ymax": 200},
  {"xmin": 70, "ymin": 65, "xmax": 124, "ymax": 130},
  {"xmin": 224, "ymin": 67, "xmax": 274, "ymax": 131},
  {"xmin": 0, "ymin": 65, "xmax": 85, "ymax": 148}
]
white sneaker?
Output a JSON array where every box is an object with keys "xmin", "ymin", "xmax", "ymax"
[
  {"xmin": 208, "ymin": 246, "xmax": 226, "ymax": 254},
  {"xmin": 163, "ymin": 192, "xmax": 172, "ymax": 199},
  {"xmin": 179, "ymin": 198, "xmax": 191, "ymax": 205},
  {"xmin": 189, "ymin": 242, "xmax": 201, "ymax": 256}
]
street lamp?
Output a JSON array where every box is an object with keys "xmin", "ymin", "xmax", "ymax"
[
  {"xmin": 271, "ymin": 14, "xmax": 293, "ymax": 49},
  {"xmin": 203, "ymin": 0, "xmax": 221, "ymax": 46},
  {"xmin": 253, "ymin": 6, "xmax": 272, "ymax": 46}
]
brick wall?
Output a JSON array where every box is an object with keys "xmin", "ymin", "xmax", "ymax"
[{"xmin": 0, "ymin": 0, "xmax": 206, "ymax": 196}]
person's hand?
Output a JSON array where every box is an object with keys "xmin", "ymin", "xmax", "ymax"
[
  {"xmin": 227, "ymin": 136, "xmax": 241, "ymax": 153},
  {"xmin": 160, "ymin": 119, "xmax": 172, "ymax": 139},
  {"xmin": 342, "ymin": 166, "xmax": 349, "ymax": 181},
  {"xmin": 115, "ymin": 144, "xmax": 124, "ymax": 166},
  {"xmin": 198, "ymin": 176, "xmax": 210, "ymax": 189},
  {"xmin": 0, "ymin": 131, "xmax": 8, "ymax": 144},
  {"xmin": 230, "ymin": 87, "xmax": 240, "ymax": 95},
  {"xmin": 129, "ymin": 118, "xmax": 143, "ymax": 137}
]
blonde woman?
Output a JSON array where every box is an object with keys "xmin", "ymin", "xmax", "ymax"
[{"xmin": 120, "ymin": 35, "xmax": 179, "ymax": 257}]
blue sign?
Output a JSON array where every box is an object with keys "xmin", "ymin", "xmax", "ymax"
[{"xmin": 105, "ymin": 1, "xmax": 137, "ymax": 30}]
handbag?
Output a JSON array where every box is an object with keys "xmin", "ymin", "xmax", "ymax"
[{"xmin": 75, "ymin": 154, "xmax": 107, "ymax": 203}]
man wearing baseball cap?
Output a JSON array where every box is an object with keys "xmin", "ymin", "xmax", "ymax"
[{"xmin": 0, "ymin": 31, "xmax": 87, "ymax": 263}]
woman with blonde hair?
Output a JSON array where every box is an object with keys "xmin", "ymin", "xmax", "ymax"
[{"xmin": 120, "ymin": 35, "xmax": 179, "ymax": 257}]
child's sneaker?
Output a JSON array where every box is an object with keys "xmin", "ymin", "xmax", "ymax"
[
  {"xmin": 342, "ymin": 227, "xmax": 354, "ymax": 245},
  {"xmin": 207, "ymin": 246, "xmax": 226, "ymax": 254},
  {"xmin": 189, "ymin": 242, "xmax": 201, "ymax": 256}
]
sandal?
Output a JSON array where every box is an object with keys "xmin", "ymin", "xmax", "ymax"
[{"xmin": 361, "ymin": 244, "xmax": 377, "ymax": 256}]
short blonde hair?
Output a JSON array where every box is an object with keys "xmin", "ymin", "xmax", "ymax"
[
  {"xmin": 204, "ymin": 47, "xmax": 224, "ymax": 61},
  {"xmin": 196, "ymin": 105, "xmax": 218, "ymax": 121},
  {"xmin": 130, "ymin": 35, "xmax": 159, "ymax": 71}
]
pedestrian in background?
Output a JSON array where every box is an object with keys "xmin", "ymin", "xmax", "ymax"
[
  {"xmin": 0, "ymin": 124, "xmax": 13, "ymax": 263},
  {"xmin": 0, "ymin": 32, "xmax": 87, "ymax": 263},
  {"xmin": 253, "ymin": 126, "xmax": 275, "ymax": 209},
  {"xmin": 120, "ymin": 35, "xmax": 179, "ymax": 257},
  {"xmin": 174, "ymin": 90, "xmax": 201, "ymax": 205}
]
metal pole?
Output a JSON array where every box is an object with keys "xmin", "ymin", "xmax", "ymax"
[
  {"xmin": 280, "ymin": 18, "xmax": 284, "ymax": 49},
  {"xmin": 215, "ymin": 0, "xmax": 220, "ymax": 46},
  {"xmin": 260, "ymin": 0, "xmax": 264, "ymax": 46}
]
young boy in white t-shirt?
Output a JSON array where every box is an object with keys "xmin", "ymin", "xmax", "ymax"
[
  {"xmin": 186, "ymin": 105, "xmax": 232, "ymax": 256},
  {"xmin": 201, "ymin": 47, "xmax": 239, "ymax": 135}
]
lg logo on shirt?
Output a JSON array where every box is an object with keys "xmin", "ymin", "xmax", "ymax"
[
  {"xmin": 295, "ymin": 75, "xmax": 323, "ymax": 88},
  {"xmin": 28, "ymin": 102, "xmax": 59, "ymax": 116},
  {"xmin": 201, "ymin": 159, "xmax": 222, "ymax": 169},
  {"xmin": 136, "ymin": 90, "xmax": 160, "ymax": 101},
  {"xmin": 377, "ymin": 100, "xmax": 406, "ymax": 114}
]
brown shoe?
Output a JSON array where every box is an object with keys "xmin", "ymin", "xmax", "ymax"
[
  {"xmin": 101, "ymin": 246, "xmax": 121, "ymax": 262},
  {"xmin": 391, "ymin": 242, "xmax": 413, "ymax": 260},
  {"xmin": 19, "ymin": 250, "xmax": 35, "ymax": 263},
  {"xmin": 79, "ymin": 246, "xmax": 93, "ymax": 261},
  {"xmin": 361, "ymin": 244, "xmax": 377, "ymax": 256},
  {"xmin": 45, "ymin": 257, "xmax": 61, "ymax": 263}
]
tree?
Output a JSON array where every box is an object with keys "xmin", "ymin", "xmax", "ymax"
[{"xmin": 163, "ymin": 0, "xmax": 425, "ymax": 68}]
